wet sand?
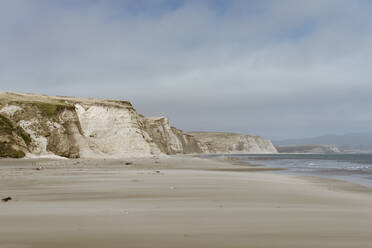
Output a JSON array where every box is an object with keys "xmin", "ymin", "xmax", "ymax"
[{"xmin": 1, "ymin": 156, "xmax": 372, "ymax": 248}]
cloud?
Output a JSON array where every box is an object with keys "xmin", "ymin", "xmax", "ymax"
[{"xmin": 1, "ymin": 0, "xmax": 372, "ymax": 139}]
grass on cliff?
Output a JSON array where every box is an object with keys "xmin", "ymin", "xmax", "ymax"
[
  {"xmin": 0, "ymin": 114, "xmax": 13, "ymax": 135},
  {"xmin": 0, "ymin": 114, "xmax": 31, "ymax": 145},
  {"xmin": 32, "ymin": 102, "xmax": 74, "ymax": 117},
  {"xmin": 0, "ymin": 114, "xmax": 30, "ymax": 158},
  {"xmin": 15, "ymin": 126, "xmax": 31, "ymax": 145},
  {"xmin": 9, "ymin": 101, "xmax": 75, "ymax": 118},
  {"xmin": 0, "ymin": 143, "xmax": 25, "ymax": 158}
]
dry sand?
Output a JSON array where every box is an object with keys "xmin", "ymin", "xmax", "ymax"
[{"xmin": 0, "ymin": 156, "xmax": 371, "ymax": 248}]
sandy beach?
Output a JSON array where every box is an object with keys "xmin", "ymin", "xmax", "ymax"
[{"xmin": 1, "ymin": 156, "xmax": 372, "ymax": 248}]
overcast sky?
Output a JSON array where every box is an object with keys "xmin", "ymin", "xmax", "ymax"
[{"xmin": 1, "ymin": 0, "xmax": 372, "ymax": 140}]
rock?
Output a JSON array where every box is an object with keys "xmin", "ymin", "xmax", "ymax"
[
  {"xmin": 143, "ymin": 117, "xmax": 209, "ymax": 154},
  {"xmin": 0, "ymin": 136, "xmax": 10, "ymax": 143}
]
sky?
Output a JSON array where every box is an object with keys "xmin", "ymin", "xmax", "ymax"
[{"xmin": 1, "ymin": 0, "xmax": 372, "ymax": 140}]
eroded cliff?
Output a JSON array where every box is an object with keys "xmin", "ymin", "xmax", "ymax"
[
  {"xmin": 189, "ymin": 132, "xmax": 278, "ymax": 154},
  {"xmin": 142, "ymin": 117, "xmax": 210, "ymax": 154},
  {"xmin": 0, "ymin": 92, "xmax": 277, "ymax": 158}
]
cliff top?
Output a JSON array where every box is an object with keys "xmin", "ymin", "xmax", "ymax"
[
  {"xmin": 189, "ymin": 131, "xmax": 260, "ymax": 139},
  {"xmin": 0, "ymin": 91, "xmax": 133, "ymax": 109}
]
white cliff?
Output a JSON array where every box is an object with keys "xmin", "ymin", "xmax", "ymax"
[
  {"xmin": 0, "ymin": 91, "xmax": 277, "ymax": 158},
  {"xmin": 189, "ymin": 132, "xmax": 278, "ymax": 154},
  {"xmin": 75, "ymin": 104, "xmax": 161, "ymax": 158},
  {"xmin": 142, "ymin": 117, "xmax": 209, "ymax": 154}
]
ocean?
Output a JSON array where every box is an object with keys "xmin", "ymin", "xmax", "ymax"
[{"xmin": 208, "ymin": 154, "xmax": 372, "ymax": 188}]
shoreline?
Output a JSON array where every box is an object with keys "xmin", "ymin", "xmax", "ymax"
[
  {"xmin": 1, "ymin": 154, "xmax": 371, "ymax": 194},
  {"xmin": 297, "ymin": 175, "xmax": 372, "ymax": 194},
  {"xmin": 1, "ymin": 156, "xmax": 372, "ymax": 247},
  {"xmin": 1, "ymin": 154, "xmax": 371, "ymax": 193},
  {"xmin": 203, "ymin": 154, "xmax": 372, "ymax": 190}
]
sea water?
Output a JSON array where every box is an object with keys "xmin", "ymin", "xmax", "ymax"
[{"xmin": 207, "ymin": 154, "xmax": 372, "ymax": 188}]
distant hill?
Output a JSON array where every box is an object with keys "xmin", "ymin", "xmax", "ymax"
[{"xmin": 274, "ymin": 132, "xmax": 372, "ymax": 152}]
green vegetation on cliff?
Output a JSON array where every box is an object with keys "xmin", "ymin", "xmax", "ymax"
[
  {"xmin": 0, "ymin": 143, "xmax": 25, "ymax": 158},
  {"xmin": 31, "ymin": 102, "xmax": 74, "ymax": 117},
  {"xmin": 15, "ymin": 126, "xmax": 31, "ymax": 145},
  {"xmin": 0, "ymin": 113, "xmax": 29, "ymax": 158},
  {"xmin": 0, "ymin": 114, "xmax": 13, "ymax": 135}
]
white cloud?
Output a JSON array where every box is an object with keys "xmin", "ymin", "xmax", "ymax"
[{"xmin": 1, "ymin": 0, "xmax": 372, "ymax": 139}]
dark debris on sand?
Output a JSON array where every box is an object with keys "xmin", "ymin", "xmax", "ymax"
[{"xmin": 2, "ymin": 197, "xmax": 12, "ymax": 202}]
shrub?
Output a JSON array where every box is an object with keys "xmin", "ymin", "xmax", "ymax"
[
  {"xmin": 0, "ymin": 142, "xmax": 25, "ymax": 158},
  {"xmin": 0, "ymin": 114, "xmax": 14, "ymax": 135},
  {"xmin": 32, "ymin": 102, "xmax": 74, "ymax": 117},
  {"xmin": 15, "ymin": 126, "xmax": 31, "ymax": 145},
  {"xmin": 0, "ymin": 114, "xmax": 31, "ymax": 145}
]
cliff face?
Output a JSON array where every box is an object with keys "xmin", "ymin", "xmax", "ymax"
[
  {"xmin": 0, "ymin": 94, "xmax": 82, "ymax": 158},
  {"xmin": 0, "ymin": 92, "xmax": 164, "ymax": 158},
  {"xmin": 74, "ymin": 104, "xmax": 161, "ymax": 158},
  {"xmin": 142, "ymin": 117, "xmax": 209, "ymax": 154},
  {"xmin": 189, "ymin": 132, "xmax": 278, "ymax": 154},
  {"xmin": 0, "ymin": 92, "xmax": 277, "ymax": 158}
]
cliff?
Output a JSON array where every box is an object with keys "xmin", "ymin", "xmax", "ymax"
[
  {"xmin": 0, "ymin": 92, "xmax": 161, "ymax": 158},
  {"xmin": 142, "ymin": 117, "xmax": 210, "ymax": 154},
  {"xmin": 188, "ymin": 132, "xmax": 278, "ymax": 154},
  {"xmin": 0, "ymin": 92, "xmax": 277, "ymax": 158},
  {"xmin": 275, "ymin": 145, "xmax": 341, "ymax": 154}
]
